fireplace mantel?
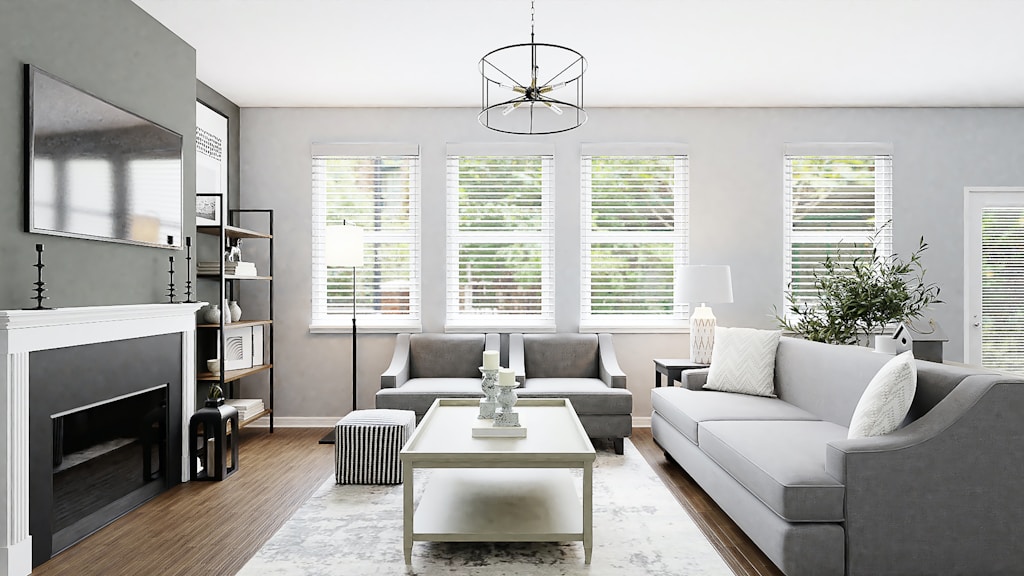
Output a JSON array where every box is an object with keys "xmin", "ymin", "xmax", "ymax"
[{"xmin": 0, "ymin": 303, "xmax": 203, "ymax": 576}]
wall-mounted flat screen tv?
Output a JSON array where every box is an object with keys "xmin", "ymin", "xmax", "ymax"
[{"xmin": 25, "ymin": 65, "xmax": 183, "ymax": 249}]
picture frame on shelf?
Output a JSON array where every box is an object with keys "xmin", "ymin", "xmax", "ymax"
[{"xmin": 196, "ymin": 194, "xmax": 222, "ymax": 226}]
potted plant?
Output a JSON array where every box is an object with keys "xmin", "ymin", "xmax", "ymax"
[{"xmin": 775, "ymin": 231, "xmax": 942, "ymax": 347}]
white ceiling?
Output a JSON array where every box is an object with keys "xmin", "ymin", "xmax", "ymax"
[{"xmin": 132, "ymin": 0, "xmax": 1024, "ymax": 109}]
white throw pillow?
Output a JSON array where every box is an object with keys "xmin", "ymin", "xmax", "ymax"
[
  {"xmin": 848, "ymin": 351, "xmax": 917, "ymax": 439},
  {"xmin": 703, "ymin": 327, "xmax": 781, "ymax": 397}
]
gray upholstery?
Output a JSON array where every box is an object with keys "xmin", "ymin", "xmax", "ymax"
[
  {"xmin": 652, "ymin": 335, "xmax": 1024, "ymax": 576},
  {"xmin": 651, "ymin": 386, "xmax": 819, "ymax": 443},
  {"xmin": 375, "ymin": 333, "xmax": 498, "ymax": 418},
  {"xmin": 700, "ymin": 420, "xmax": 847, "ymax": 522},
  {"xmin": 510, "ymin": 333, "xmax": 632, "ymax": 453}
]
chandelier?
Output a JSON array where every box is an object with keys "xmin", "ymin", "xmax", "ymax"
[{"xmin": 478, "ymin": 0, "xmax": 587, "ymax": 135}]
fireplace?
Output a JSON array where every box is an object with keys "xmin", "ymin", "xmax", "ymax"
[{"xmin": 0, "ymin": 303, "xmax": 202, "ymax": 576}]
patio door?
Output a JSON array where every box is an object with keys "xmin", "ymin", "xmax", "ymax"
[{"xmin": 965, "ymin": 187, "xmax": 1024, "ymax": 373}]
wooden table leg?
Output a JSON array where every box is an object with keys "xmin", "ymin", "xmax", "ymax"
[{"xmin": 403, "ymin": 461, "xmax": 413, "ymax": 564}]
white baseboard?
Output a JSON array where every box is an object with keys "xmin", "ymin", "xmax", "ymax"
[{"xmin": 247, "ymin": 415, "xmax": 654, "ymax": 429}]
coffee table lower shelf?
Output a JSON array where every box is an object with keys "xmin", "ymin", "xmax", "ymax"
[{"xmin": 412, "ymin": 468, "xmax": 583, "ymax": 542}]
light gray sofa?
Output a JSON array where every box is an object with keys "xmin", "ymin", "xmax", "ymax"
[
  {"xmin": 510, "ymin": 333, "xmax": 632, "ymax": 454},
  {"xmin": 375, "ymin": 333, "xmax": 500, "ymax": 418},
  {"xmin": 652, "ymin": 336, "xmax": 1024, "ymax": 576}
]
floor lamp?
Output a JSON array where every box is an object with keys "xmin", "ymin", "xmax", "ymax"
[
  {"xmin": 679, "ymin": 265, "xmax": 734, "ymax": 365},
  {"xmin": 322, "ymin": 222, "xmax": 363, "ymax": 443}
]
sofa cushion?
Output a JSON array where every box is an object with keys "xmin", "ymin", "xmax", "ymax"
[
  {"xmin": 374, "ymin": 377, "xmax": 483, "ymax": 417},
  {"xmin": 700, "ymin": 420, "xmax": 848, "ymax": 522},
  {"xmin": 848, "ymin": 350, "xmax": 917, "ymax": 438},
  {"xmin": 522, "ymin": 334, "xmax": 599, "ymax": 379},
  {"xmin": 704, "ymin": 327, "xmax": 781, "ymax": 397},
  {"xmin": 651, "ymin": 387, "xmax": 820, "ymax": 444},
  {"xmin": 519, "ymin": 378, "xmax": 632, "ymax": 415},
  {"xmin": 409, "ymin": 334, "xmax": 484, "ymax": 379}
]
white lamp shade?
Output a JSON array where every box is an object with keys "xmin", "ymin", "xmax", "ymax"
[
  {"xmin": 679, "ymin": 265, "xmax": 734, "ymax": 305},
  {"xmin": 325, "ymin": 224, "xmax": 364, "ymax": 268}
]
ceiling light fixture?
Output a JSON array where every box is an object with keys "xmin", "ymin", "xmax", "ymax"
[{"xmin": 478, "ymin": 0, "xmax": 587, "ymax": 135}]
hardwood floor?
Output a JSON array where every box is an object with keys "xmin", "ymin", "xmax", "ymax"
[{"xmin": 35, "ymin": 427, "xmax": 781, "ymax": 576}]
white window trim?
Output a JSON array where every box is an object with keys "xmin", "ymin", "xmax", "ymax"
[
  {"xmin": 579, "ymin": 145, "xmax": 689, "ymax": 333},
  {"xmin": 445, "ymin": 145, "xmax": 556, "ymax": 332},
  {"xmin": 309, "ymin": 143, "xmax": 422, "ymax": 333}
]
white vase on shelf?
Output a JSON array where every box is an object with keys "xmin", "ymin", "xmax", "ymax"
[
  {"xmin": 203, "ymin": 305, "xmax": 220, "ymax": 324},
  {"xmin": 229, "ymin": 301, "xmax": 242, "ymax": 322}
]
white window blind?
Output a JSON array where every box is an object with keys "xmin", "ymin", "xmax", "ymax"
[
  {"xmin": 311, "ymin": 146, "xmax": 420, "ymax": 331},
  {"xmin": 446, "ymin": 154, "xmax": 554, "ymax": 331},
  {"xmin": 580, "ymin": 154, "xmax": 688, "ymax": 331},
  {"xmin": 981, "ymin": 206, "xmax": 1024, "ymax": 375},
  {"xmin": 783, "ymin": 152, "xmax": 893, "ymax": 304}
]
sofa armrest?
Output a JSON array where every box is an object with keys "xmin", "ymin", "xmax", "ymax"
[
  {"xmin": 597, "ymin": 333, "xmax": 627, "ymax": 389},
  {"xmin": 509, "ymin": 333, "xmax": 526, "ymax": 385},
  {"xmin": 824, "ymin": 375, "xmax": 1024, "ymax": 575},
  {"xmin": 380, "ymin": 333, "xmax": 411, "ymax": 389},
  {"xmin": 679, "ymin": 368, "xmax": 710, "ymax": 390}
]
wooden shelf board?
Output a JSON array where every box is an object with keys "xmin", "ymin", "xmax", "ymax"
[
  {"xmin": 239, "ymin": 409, "xmax": 271, "ymax": 429},
  {"xmin": 197, "ymin": 363, "xmax": 273, "ymax": 383},
  {"xmin": 196, "ymin": 225, "xmax": 272, "ymax": 240},
  {"xmin": 197, "ymin": 320, "xmax": 272, "ymax": 329}
]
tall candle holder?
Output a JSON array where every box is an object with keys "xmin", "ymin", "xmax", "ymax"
[
  {"xmin": 478, "ymin": 367, "xmax": 499, "ymax": 419},
  {"xmin": 494, "ymin": 369, "xmax": 521, "ymax": 428},
  {"xmin": 25, "ymin": 243, "xmax": 53, "ymax": 310},
  {"xmin": 184, "ymin": 236, "xmax": 195, "ymax": 303},
  {"xmin": 165, "ymin": 256, "xmax": 178, "ymax": 303}
]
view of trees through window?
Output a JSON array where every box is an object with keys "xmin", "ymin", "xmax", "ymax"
[
  {"xmin": 447, "ymin": 155, "xmax": 552, "ymax": 323},
  {"xmin": 785, "ymin": 155, "xmax": 892, "ymax": 303},
  {"xmin": 582, "ymin": 155, "xmax": 687, "ymax": 322}
]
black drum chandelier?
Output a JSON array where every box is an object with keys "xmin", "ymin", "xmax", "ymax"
[{"xmin": 478, "ymin": 0, "xmax": 587, "ymax": 135}]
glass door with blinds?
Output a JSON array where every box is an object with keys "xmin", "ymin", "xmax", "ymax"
[{"xmin": 965, "ymin": 187, "xmax": 1024, "ymax": 374}]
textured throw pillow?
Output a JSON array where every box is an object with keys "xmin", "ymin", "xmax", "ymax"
[
  {"xmin": 703, "ymin": 327, "xmax": 781, "ymax": 397},
  {"xmin": 848, "ymin": 351, "xmax": 917, "ymax": 439}
]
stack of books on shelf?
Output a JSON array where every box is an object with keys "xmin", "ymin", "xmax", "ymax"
[
  {"xmin": 198, "ymin": 261, "xmax": 258, "ymax": 276},
  {"xmin": 225, "ymin": 398, "xmax": 264, "ymax": 422}
]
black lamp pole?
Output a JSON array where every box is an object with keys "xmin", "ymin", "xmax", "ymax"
[{"xmin": 351, "ymin": 265, "xmax": 358, "ymax": 412}]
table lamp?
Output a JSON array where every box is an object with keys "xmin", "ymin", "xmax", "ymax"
[{"xmin": 679, "ymin": 265, "xmax": 733, "ymax": 364}]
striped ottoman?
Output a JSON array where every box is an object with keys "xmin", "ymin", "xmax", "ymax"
[{"xmin": 334, "ymin": 409, "xmax": 416, "ymax": 485}]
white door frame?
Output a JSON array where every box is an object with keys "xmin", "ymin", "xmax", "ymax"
[{"xmin": 963, "ymin": 186, "xmax": 1024, "ymax": 365}]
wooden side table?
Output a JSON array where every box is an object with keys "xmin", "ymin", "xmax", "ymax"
[{"xmin": 653, "ymin": 358, "xmax": 709, "ymax": 388}]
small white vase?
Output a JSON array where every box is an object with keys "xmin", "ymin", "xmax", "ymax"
[
  {"xmin": 228, "ymin": 300, "xmax": 242, "ymax": 322},
  {"xmin": 203, "ymin": 305, "xmax": 221, "ymax": 324}
]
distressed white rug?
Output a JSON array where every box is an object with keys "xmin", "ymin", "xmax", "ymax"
[{"xmin": 239, "ymin": 440, "xmax": 731, "ymax": 576}]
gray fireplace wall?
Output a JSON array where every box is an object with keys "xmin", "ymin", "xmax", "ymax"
[{"xmin": 0, "ymin": 0, "xmax": 196, "ymax": 310}]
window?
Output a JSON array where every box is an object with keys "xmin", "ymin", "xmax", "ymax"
[
  {"xmin": 580, "ymin": 144, "xmax": 689, "ymax": 331},
  {"xmin": 446, "ymin": 144, "xmax": 554, "ymax": 331},
  {"xmin": 311, "ymin": 143, "xmax": 420, "ymax": 331},
  {"xmin": 783, "ymin": 144, "xmax": 893, "ymax": 305}
]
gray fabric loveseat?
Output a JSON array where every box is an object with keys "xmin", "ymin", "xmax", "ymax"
[
  {"xmin": 652, "ymin": 336, "xmax": 1024, "ymax": 576},
  {"xmin": 510, "ymin": 333, "xmax": 632, "ymax": 454},
  {"xmin": 375, "ymin": 333, "xmax": 500, "ymax": 419}
]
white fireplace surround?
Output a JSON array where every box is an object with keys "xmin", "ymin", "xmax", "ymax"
[{"xmin": 0, "ymin": 303, "xmax": 203, "ymax": 576}]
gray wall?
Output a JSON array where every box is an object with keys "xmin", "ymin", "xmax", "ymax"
[
  {"xmin": 0, "ymin": 0, "xmax": 196, "ymax": 309},
  {"xmin": 240, "ymin": 106, "xmax": 1024, "ymax": 422}
]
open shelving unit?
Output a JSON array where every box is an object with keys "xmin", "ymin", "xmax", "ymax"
[{"xmin": 196, "ymin": 209, "xmax": 274, "ymax": 431}]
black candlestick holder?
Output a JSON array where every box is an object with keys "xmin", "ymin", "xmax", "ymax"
[
  {"xmin": 166, "ymin": 255, "xmax": 179, "ymax": 303},
  {"xmin": 25, "ymin": 243, "xmax": 53, "ymax": 310},
  {"xmin": 184, "ymin": 236, "xmax": 195, "ymax": 303}
]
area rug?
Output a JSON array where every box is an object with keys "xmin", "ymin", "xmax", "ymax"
[{"xmin": 239, "ymin": 440, "xmax": 731, "ymax": 576}]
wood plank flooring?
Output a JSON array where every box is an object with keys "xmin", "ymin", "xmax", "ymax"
[{"xmin": 34, "ymin": 427, "xmax": 781, "ymax": 576}]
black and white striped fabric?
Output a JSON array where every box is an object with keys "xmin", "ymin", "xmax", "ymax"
[{"xmin": 335, "ymin": 409, "xmax": 416, "ymax": 485}]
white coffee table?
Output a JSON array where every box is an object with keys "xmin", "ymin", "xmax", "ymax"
[{"xmin": 400, "ymin": 398, "xmax": 596, "ymax": 564}]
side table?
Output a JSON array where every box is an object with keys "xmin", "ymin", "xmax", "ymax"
[{"xmin": 653, "ymin": 358, "xmax": 709, "ymax": 388}]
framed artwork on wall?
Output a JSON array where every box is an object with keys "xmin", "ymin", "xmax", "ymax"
[{"xmin": 196, "ymin": 194, "xmax": 222, "ymax": 226}]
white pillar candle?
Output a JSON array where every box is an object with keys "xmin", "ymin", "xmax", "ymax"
[
  {"xmin": 483, "ymin": 350, "xmax": 499, "ymax": 370},
  {"xmin": 498, "ymin": 367, "xmax": 516, "ymax": 386}
]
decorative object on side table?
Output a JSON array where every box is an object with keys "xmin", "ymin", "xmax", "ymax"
[
  {"xmin": 25, "ymin": 243, "xmax": 54, "ymax": 310},
  {"xmin": 679, "ymin": 265, "xmax": 734, "ymax": 364},
  {"xmin": 478, "ymin": 349, "xmax": 500, "ymax": 419},
  {"xmin": 494, "ymin": 368, "xmax": 522, "ymax": 428}
]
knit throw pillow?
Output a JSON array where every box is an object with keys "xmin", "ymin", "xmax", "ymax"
[
  {"xmin": 848, "ymin": 351, "xmax": 917, "ymax": 439},
  {"xmin": 703, "ymin": 327, "xmax": 781, "ymax": 397}
]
